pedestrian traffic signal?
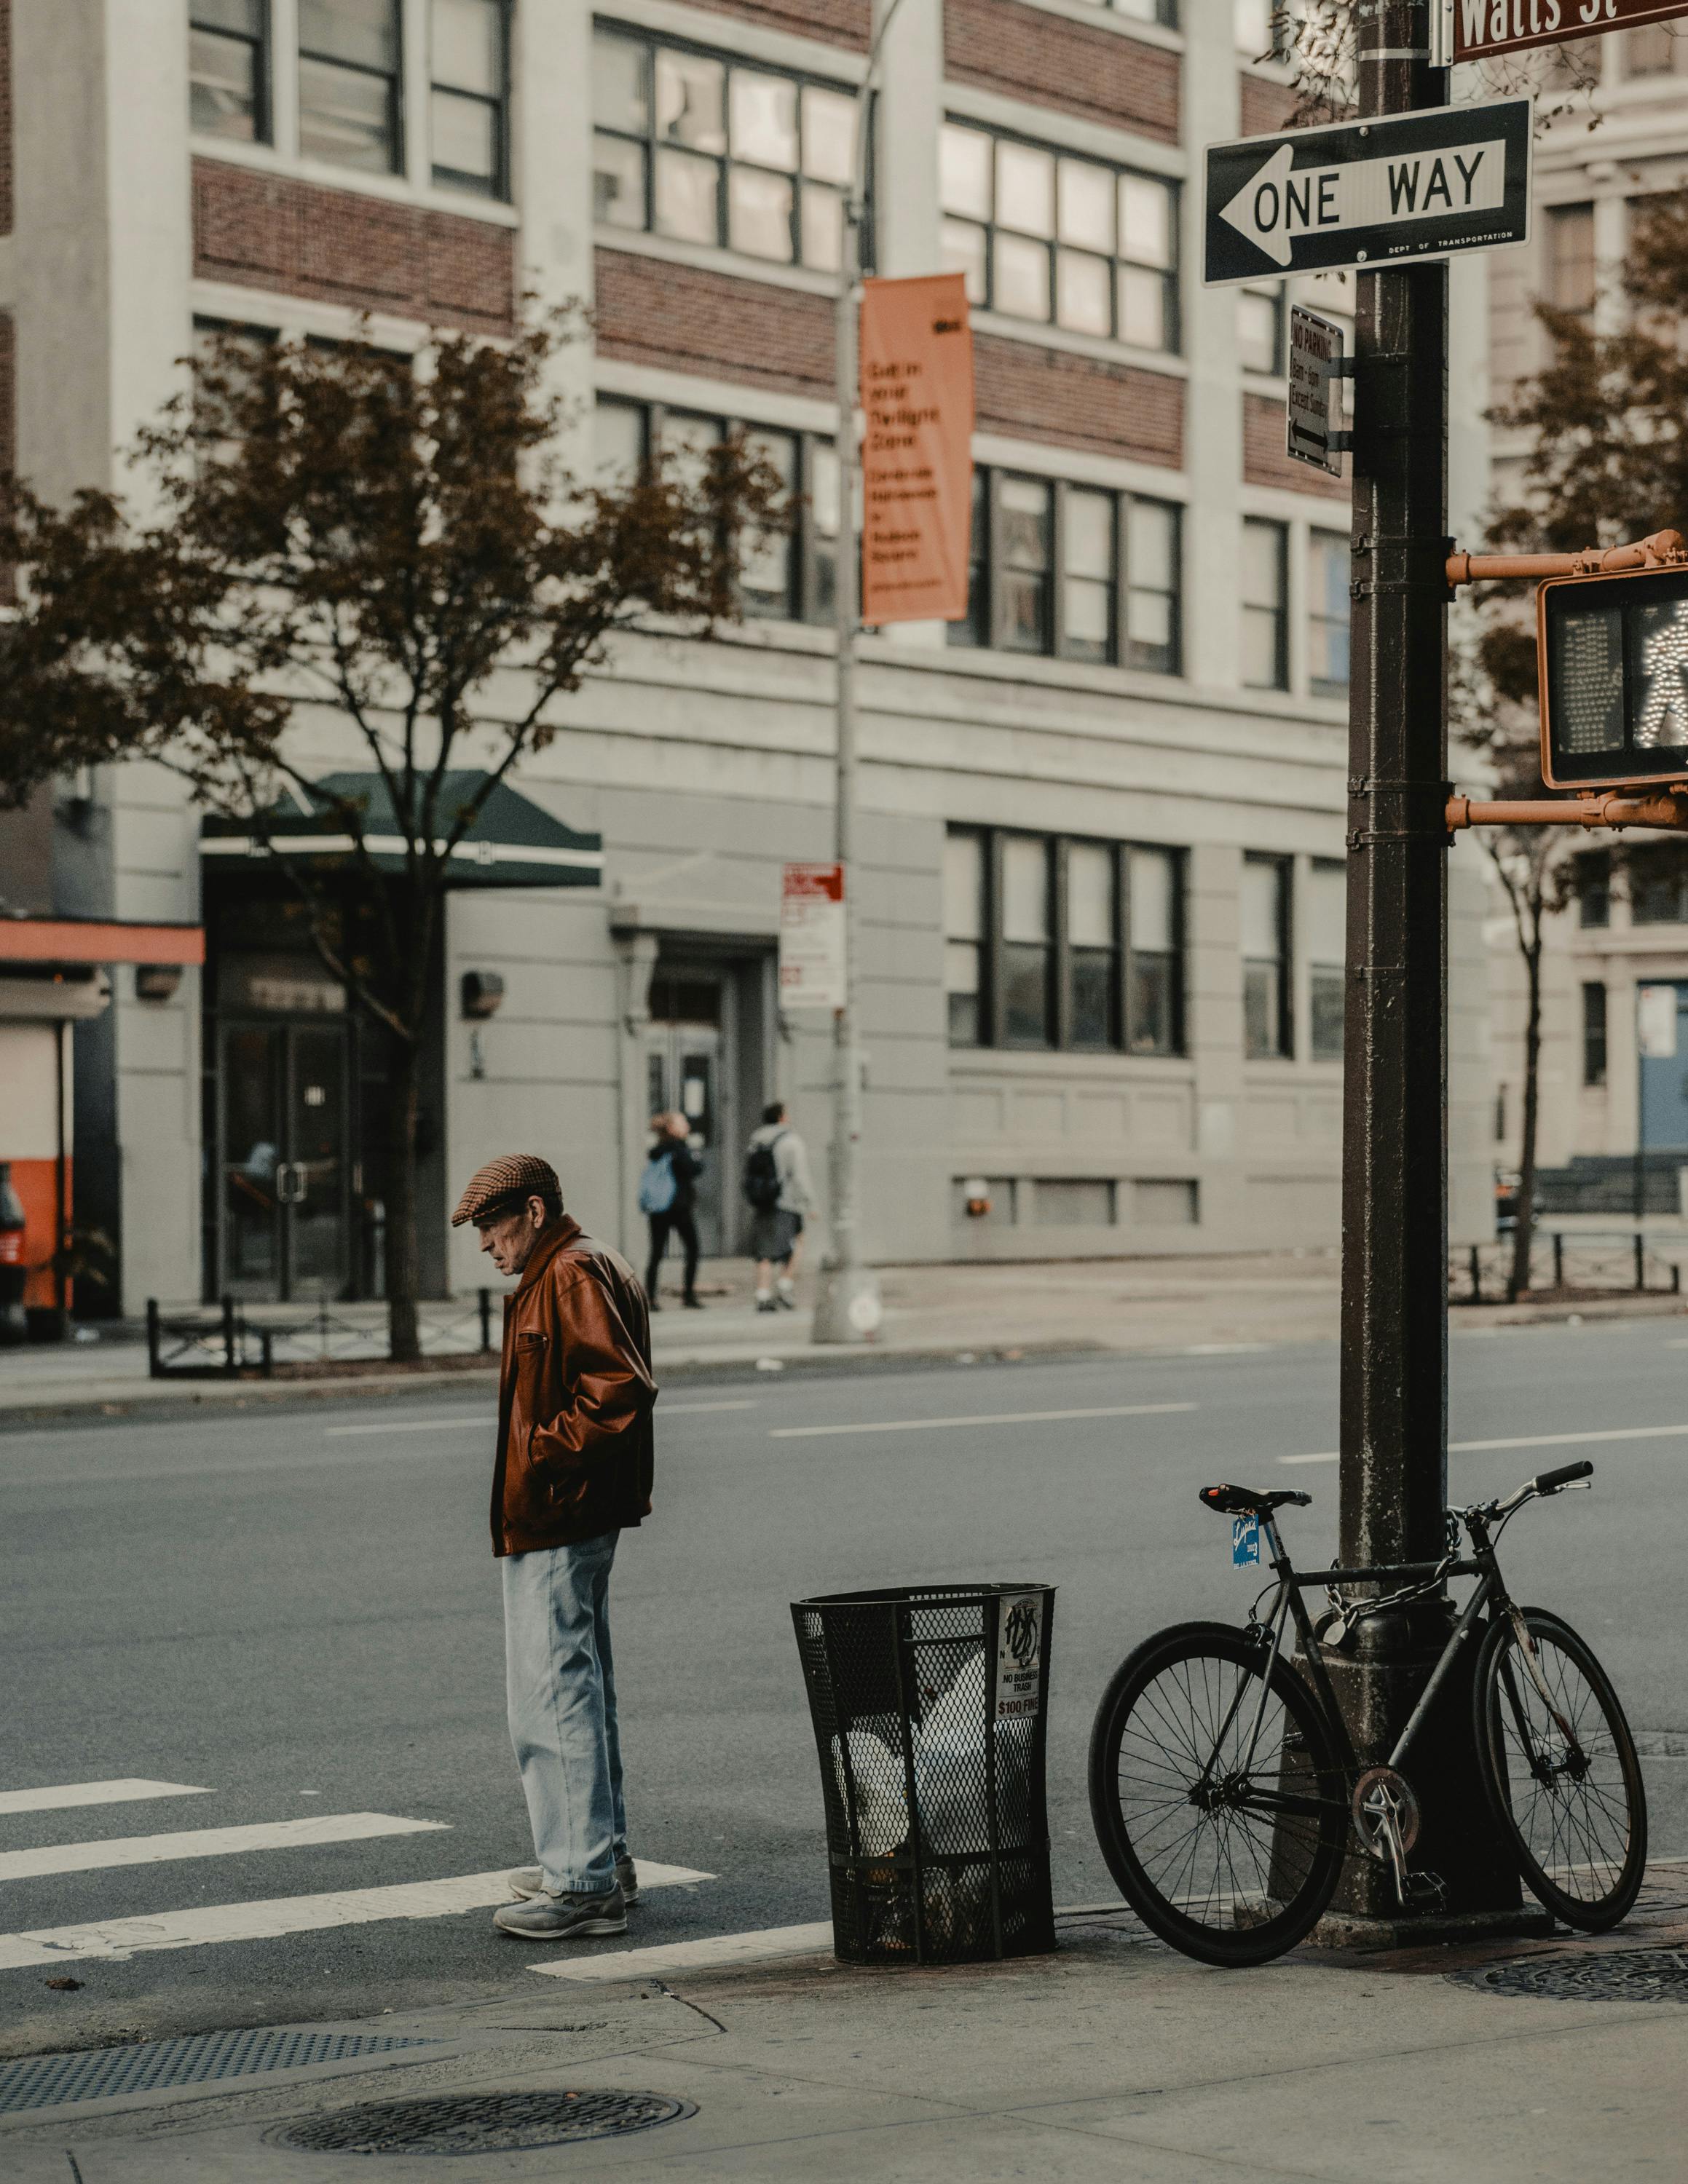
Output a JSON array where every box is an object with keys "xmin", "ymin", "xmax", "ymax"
[{"xmin": 1540, "ymin": 563, "xmax": 1688, "ymax": 790}]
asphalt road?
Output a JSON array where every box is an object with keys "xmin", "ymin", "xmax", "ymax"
[{"xmin": 4, "ymin": 1319, "xmax": 1687, "ymax": 2059}]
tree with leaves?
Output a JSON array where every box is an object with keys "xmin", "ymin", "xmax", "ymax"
[{"xmin": 0, "ymin": 315, "xmax": 782, "ymax": 1359}]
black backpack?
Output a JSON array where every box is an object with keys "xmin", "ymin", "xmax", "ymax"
[{"xmin": 743, "ymin": 1131, "xmax": 786, "ymax": 1211}]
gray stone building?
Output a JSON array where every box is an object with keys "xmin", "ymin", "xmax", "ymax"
[{"xmin": 0, "ymin": 0, "xmax": 1494, "ymax": 1314}]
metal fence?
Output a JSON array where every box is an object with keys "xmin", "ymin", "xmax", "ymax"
[
  {"xmin": 1451, "ymin": 1234, "xmax": 1684, "ymax": 1305},
  {"xmin": 146, "ymin": 1294, "xmax": 495, "ymax": 1379}
]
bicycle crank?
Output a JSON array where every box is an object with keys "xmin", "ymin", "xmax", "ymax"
[{"xmin": 1352, "ymin": 1766, "xmax": 1423, "ymax": 1906}]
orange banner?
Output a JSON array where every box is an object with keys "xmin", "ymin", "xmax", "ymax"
[{"xmin": 859, "ymin": 272, "xmax": 974, "ymax": 626}]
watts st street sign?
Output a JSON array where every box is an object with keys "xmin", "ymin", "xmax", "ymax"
[
  {"xmin": 1442, "ymin": 0, "xmax": 1688, "ymax": 66},
  {"xmin": 1203, "ymin": 99, "xmax": 1531, "ymax": 287}
]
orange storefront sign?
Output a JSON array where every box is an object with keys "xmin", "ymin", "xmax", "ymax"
[{"xmin": 859, "ymin": 272, "xmax": 974, "ymax": 626}]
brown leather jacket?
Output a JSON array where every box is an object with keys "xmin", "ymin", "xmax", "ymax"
[{"xmin": 490, "ymin": 1217, "xmax": 657, "ymax": 1557}]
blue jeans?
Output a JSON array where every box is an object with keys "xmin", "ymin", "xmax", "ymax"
[{"xmin": 501, "ymin": 1531, "xmax": 626, "ymax": 1896}]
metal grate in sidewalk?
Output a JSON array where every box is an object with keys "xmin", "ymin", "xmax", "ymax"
[{"xmin": 0, "ymin": 2027, "xmax": 440, "ymax": 2114}]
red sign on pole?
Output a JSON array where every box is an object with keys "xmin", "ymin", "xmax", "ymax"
[
  {"xmin": 859, "ymin": 273, "xmax": 974, "ymax": 627},
  {"xmin": 1446, "ymin": 0, "xmax": 1688, "ymax": 64}
]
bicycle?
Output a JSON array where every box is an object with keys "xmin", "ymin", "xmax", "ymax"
[{"xmin": 1087, "ymin": 1458, "xmax": 1648, "ymax": 1968}]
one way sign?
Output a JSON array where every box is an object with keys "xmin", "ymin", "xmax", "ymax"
[{"xmin": 1203, "ymin": 98, "xmax": 1531, "ymax": 288}]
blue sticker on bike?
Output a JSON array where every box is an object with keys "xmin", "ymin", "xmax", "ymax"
[{"xmin": 1231, "ymin": 1514, "xmax": 1260, "ymax": 1567}]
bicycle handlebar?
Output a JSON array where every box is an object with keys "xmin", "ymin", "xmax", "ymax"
[
  {"xmin": 1532, "ymin": 1458, "xmax": 1594, "ymax": 1495},
  {"xmin": 1465, "ymin": 1457, "xmax": 1596, "ymax": 1523}
]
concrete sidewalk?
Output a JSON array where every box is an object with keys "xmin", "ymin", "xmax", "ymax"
[
  {"xmin": 7, "ymin": 1247, "xmax": 1688, "ymax": 1423},
  {"xmin": 4, "ymin": 1871, "xmax": 1684, "ymax": 2180}
]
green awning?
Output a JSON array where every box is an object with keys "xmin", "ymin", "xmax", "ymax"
[{"xmin": 200, "ymin": 771, "xmax": 602, "ymax": 890}]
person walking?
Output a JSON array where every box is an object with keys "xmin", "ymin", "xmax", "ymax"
[
  {"xmin": 639, "ymin": 1112, "xmax": 703, "ymax": 1310},
  {"xmin": 453, "ymin": 1153, "xmax": 657, "ymax": 1942},
  {"xmin": 744, "ymin": 1101, "xmax": 814, "ymax": 1313}
]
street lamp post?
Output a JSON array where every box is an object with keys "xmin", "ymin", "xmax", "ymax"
[{"xmin": 811, "ymin": 11, "xmax": 902, "ymax": 1348}]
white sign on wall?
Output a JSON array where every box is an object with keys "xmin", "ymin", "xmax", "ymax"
[
  {"xmin": 779, "ymin": 863, "xmax": 845, "ymax": 1012},
  {"xmin": 1638, "ymin": 984, "xmax": 1679, "ymax": 1060}
]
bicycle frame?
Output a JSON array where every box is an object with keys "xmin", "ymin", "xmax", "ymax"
[{"xmin": 1217, "ymin": 1510, "xmax": 1510, "ymax": 1791}]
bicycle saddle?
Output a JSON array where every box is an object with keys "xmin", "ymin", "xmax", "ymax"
[{"xmin": 1199, "ymin": 1484, "xmax": 1312, "ymax": 1515}]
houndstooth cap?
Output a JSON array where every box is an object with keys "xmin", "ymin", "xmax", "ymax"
[{"xmin": 451, "ymin": 1153, "xmax": 562, "ymax": 1228}]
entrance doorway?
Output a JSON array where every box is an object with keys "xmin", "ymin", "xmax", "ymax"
[
  {"xmin": 1640, "ymin": 982, "xmax": 1688, "ymax": 1151},
  {"xmin": 644, "ymin": 974, "xmax": 733, "ymax": 1257},
  {"xmin": 218, "ymin": 1019, "xmax": 352, "ymax": 1299}
]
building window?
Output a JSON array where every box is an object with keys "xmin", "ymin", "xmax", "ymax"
[
  {"xmin": 1242, "ymin": 853, "xmax": 1291, "ymax": 1059},
  {"xmin": 939, "ymin": 122, "xmax": 1179, "ymax": 352},
  {"xmin": 1622, "ymin": 24, "xmax": 1681, "ymax": 76},
  {"xmin": 1242, "ymin": 518, "xmax": 1288, "ymax": 691},
  {"xmin": 192, "ymin": 0, "xmax": 269, "ymax": 141},
  {"xmin": 1237, "ymin": 282, "xmax": 1284, "ymax": 376},
  {"xmin": 1631, "ymin": 852, "xmax": 1688, "ymax": 925},
  {"xmin": 1577, "ymin": 850, "xmax": 1611, "ymax": 928},
  {"xmin": 592, "ymin": 26, "xmax": 856, "ymax": 273},
  {"xmin": 1103, "ymin": 0, "xmax": 1178, "ymax": 20},
  {"xmin": 1545, "ymin": 202, "xmax": 1596, "ymax": 318},
  {"xmin": 1308, "ymin": 856, "xmax": 1345, "ymax": 1061},
  {"xmin": 1235, "ymin": 0, "xmax": 1292, "ymax": 60},
  {"xmin": 431, "ymin": 0, "xmax": 508, "ymax": 197},
  {"xmin": 948, "ymin": 470, "xmax": 1180, "ymax": 671},
  {"xmin": 944, "ymin": 828, "xmax": 1184, "ymax": 1054},
  {"xmin": 1583, "ymin": 982, "xmax": 1608, "ymax": 1088},
  {"xmin": 593, "ymin": 397, "xmax": 837, "ymax": 624},
  {"xmin": 1001, "ymin": 834, "xmax": 1055, "ymax": 1045},
  {"xmin": 944, "ymin": 830, "xmax": 987, "ymax": 1048},
  {"xmin": 1127, "ymin": 844, "xmax": 1180, "ymax": 1055},
  {"xmin": 1308, "ymin": 529, "xmax": 1350, "ymax": 699},
  {"xmin": 299, "ymin": 0, "xmax": 403, "ymax": 173}
]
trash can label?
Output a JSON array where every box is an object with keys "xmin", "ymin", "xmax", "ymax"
[{"xmin": 994, "ymin": 1593, "xmax": 1044, "ymax": 1720}]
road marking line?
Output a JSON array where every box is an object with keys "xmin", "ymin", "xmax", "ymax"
[
  {"xmin": 0, "ymin": 1781, "xmax": 213, "ymax": 1818},
  {"xmin": 325, "ymin": 1416, "xmax": 489, "ymax": 1438},
  {"xmin": 659, "ymin": 1400, "xmax": 758, "ymax": 1415},
  {"xmin": 0, "ymin": 1813, "xmax": 449, "ymax": 1883},
  {"xmin": 1279, "ymin": 1420, "xmax": 1688, "ymax": 1467},
  {"xmin": 530, "ymin": 1921, "xmax": 832, "ymax": 1983},
  {"xmin": 0, "ymin": 1861, "xmax": 715, "ymax": 1972},
  {"xmin": 768, "ymin": 1401, "xmax": 1196, "ymax": 1441},
  {"xmin": 1181, "ymin": 1344, "xmax": 1271, "ymax": 1356}
]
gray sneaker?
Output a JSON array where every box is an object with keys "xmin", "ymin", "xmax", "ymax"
[
  {"xmin": 508, "ymin": 1857, "xmax": 639, "ymax": 1906},
  {"xmin": 493, "ymin": 1885, "xmax": 626, "ymax": 1941}
]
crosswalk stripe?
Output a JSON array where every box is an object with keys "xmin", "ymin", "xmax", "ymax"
[
  {"xmin": 530, "ymin": 1921, "xmax": 832, "ymax": 1984},
  {"xmin": 0, "ymin": 1781, "xmax": 213, "ymax": 1818},
  {"xmin": 0, "ymin": 1860, "xmax": 716, "ymax": 1972},
  {"xmin": 0, "ymin": 1813, "xmax": 448, "ymax": 1883}
]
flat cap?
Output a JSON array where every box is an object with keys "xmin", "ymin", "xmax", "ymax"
[{"xmin": 451, "ymin": 1153, "xmax": 562, "ymax": 1228}]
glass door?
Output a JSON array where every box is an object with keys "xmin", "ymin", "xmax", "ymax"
[
  {"xmin": 644, "ymin": 977, "xmax": 728, "ymax": 1257},
  {"xmin": 285, "ymin": 1025, "xmax": 350, "ymax": 1297},
  {"xmin": 217, "ymin": 1019, "xmax": 352, "ymax": 1299},
  {"xmin": 221, "ymin": 1024, "xmax": 284, "ymax": 1297}
]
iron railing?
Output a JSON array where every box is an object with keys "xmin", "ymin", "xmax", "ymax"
[
  {"xmin": 1451, "ymin": 1234, "xmax": 1684, "ymax": 1305},
  {"xmin": 146, "ymin": 1293, "xmax": 496, "ymax": 1378}
]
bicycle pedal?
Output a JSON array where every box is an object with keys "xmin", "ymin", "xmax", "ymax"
[{"xmin": 1403, "ymin": 1870, "xmax": 1448, "ymax": 1910}]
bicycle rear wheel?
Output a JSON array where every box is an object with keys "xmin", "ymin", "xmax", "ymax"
[
  {"xmin": 1088, "ymin": 1621, "xmax": 1348, "ymax": 1968},
  {"xmin": 1473, "ymin": 1607, "xmax": 1648, "ymax": 1933}
]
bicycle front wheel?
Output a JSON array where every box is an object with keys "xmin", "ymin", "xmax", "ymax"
[
  {"xmin": 1088, "ymin": 1621, "xmax": 1348, "ymax": 1968},
  {"xmin": 1474, "ymin": 1607, "xmax": 1648, "ymax": 1933}
]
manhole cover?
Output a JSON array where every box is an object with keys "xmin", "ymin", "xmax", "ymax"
[
  {"xmin": 277, "ymin": 2089, "xmax": 696, "ymax": 2156},
  {"xmin": 1450, "ymin": 1950, "xmax": 1688, "ymax": 2003}
]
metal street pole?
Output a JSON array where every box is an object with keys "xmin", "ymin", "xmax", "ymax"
[
  {"xmin": 812, "ymin": 12, "xmax": 902, "ymax": 1347},
  {"xmin": 1333, "ymin": 0, "xmax": 1520, "ymax": 1920}
]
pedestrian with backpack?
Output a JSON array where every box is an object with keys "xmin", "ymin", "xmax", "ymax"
[
  {"xmin": 639, "ymin": 1114, "xmax": 702, "ymax": 1310},
  {"xmin": 744, "ymin": 1101, "xmax": 814, "ymax": 1313}
]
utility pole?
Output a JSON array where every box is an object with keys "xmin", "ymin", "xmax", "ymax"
[
  {"xmin": 1333, "ymin": 0, "xmax": 1518, "ymax": 1920},
  {"xmin": 811, "ymin": 10, "xmax": 899, "ymax": 1348}
]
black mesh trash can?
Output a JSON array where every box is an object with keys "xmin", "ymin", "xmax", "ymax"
[{"xmin": 791, "ymin": 1583, "xmax": 1056, "ymax": 1966}]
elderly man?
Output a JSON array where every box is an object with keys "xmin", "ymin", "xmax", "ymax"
[{"xmin": 452, "ymin": 1154, "xmax": 656, "ymax": 1942}]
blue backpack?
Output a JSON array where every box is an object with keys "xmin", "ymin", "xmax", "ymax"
[{"xmin": 639, "ymin": 1150, "xmax": 678, "ymax": 1216}]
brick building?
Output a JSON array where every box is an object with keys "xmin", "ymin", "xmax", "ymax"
[{"xmin": 0, "ymin": 0, "xmax": 1494, "ymax": 1313}]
